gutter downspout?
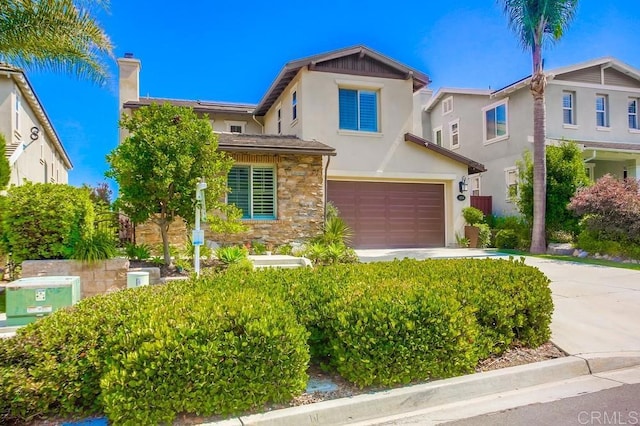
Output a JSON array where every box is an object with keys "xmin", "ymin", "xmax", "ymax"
[
  {"xmin": 323, "ymin": 155, "xmax": 331, "ymax": 221},
  {"xmin": 252, "ymin": 114, "xmax": 264, "ymax": 134},
  {"xmin": 583, "ymin": 150, "xmax": 597, "ymax": 163}
]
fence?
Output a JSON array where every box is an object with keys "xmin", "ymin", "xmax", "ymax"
[{"xmin": 470, "ymin": 196, "xmax": 492, "ymax": 217}]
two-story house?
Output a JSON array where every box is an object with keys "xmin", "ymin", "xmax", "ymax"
[
  {"xmin": 425, "ymin": 57, "xmax": 640, "ymax": 216},
  {"xmin": 0, "ymin": 64, "xmax": 72, "ymax": 186},
  {"xmin": 118, "ymin": 46, "xmax": 485, "ymax": 249}
]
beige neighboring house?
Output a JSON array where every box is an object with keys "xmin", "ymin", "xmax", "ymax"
[
  {"xmin": 425, "ymin": 57, "xmax": 640, "ymax": 216},
  {"xmin": 0, "ymin": 65, "xmax": 72, "ymax": 187},
  {"xmin": 118, "ymin": 46, "xmax": 485, "ymax": 249}
]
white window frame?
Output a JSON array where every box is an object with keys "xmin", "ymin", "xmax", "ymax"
[
  {"xmin": 469, "ymin": 175, "xmax": 481, "ymax": 196},
  {"xmin": 224, "ymin": 120, "xmax": 246, "ymax": 133},
  {"xmin": 449, "ymin": 119, "xmax": 460, "ymax": 149},
  {"xmin": 14, "ymin": 91, "xmax": 20, "ymax": 133},
  {"xmin": 596, "ymin": 94, "xmax": 609, "ymax": 129},
  {"xmin": 442, "ymin": 96, "xmax": 453, "ymax": 116},
  {"xmin": 482, "ymin": 99, "xmax": 509, "ymax": 144},
  {"xmin": 291, "ymin": 85, "xmax": 298, "ymax": 124},
  {"xmin": 276, "ymin": 103, "xmax": 282, "ymax": 134},
  {"xmin": 504, "ymin": 166, "xmax": 519, "ymax": 201},
  {"xmin": 628, "ymin": 98, "xmax": 639, "ymax": 131},
  {"xmin": 562, "ymin": 91, "xmax": 576, "ymax": 126},
  {"xmin": 432, "ymin": 126, "xmax": 443, "ymax": 147},
  {"xmin": 227, "ymin": 164, "xmax": 277, "ymax": 220},
  {"xmin": 585, "ymin": 163, "xmax": 595, "ymax": 182}
]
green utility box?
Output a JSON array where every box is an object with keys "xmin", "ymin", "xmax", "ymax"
[{"xmin": 5, "ymin": 276, "xmax": 81, "ymax": 326}]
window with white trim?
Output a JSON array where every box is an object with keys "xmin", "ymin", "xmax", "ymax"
[
  {"xmin": 338, "ymin": 88, "xmax": 379, "ymax": 132},
  {"xmin": 505, "ymin": 167, "xmax": 518, "ymax": 200},
  {"xmin": 225, "ymin": 120, "xmax": 246, "ymax": 133},
  {"xmin": 483, "ymin": 100, "xmax": 508, "ymax": 143},
  {"xmin": 585, "ymin": 163, "xmax": 595, "ymax": 182},
  {"xmin": 433, "ymin": 126, "xmax": 443, "ymax": 147},
  {"xmin": 442, "ymin": 96, "xmax": 453, "ymax": 115},
  {"xmin": 291, "ymin": 90, "xmax": 297, "ymax": 121},
  {"xmin": 470, "ymin": 175, "xmax": 481, "ymax": 196},
  {"xmin": 449, "ymin": 120, "xmax": 459, "ymax": 149},
  {"xmin": 628, "ymin": 98, "xmax": 639, "ymax": 130},
  {"xmin": 563, "ymin": 91, "xmax": 576, "ymax": 125},
  {"xmin": 227, "ymin": 165, "xmax": 276, "ymax": 220},
  {"xmin": 14, "ymin": 91, "xmax": 20, "ymax": 130},
  {"xmin": 596, "ymin": 94, "xmax": 609, "ymax": 127},
  {"xmin": 277, "ymin": 107, "xmax": 282, "ymax": 134}
]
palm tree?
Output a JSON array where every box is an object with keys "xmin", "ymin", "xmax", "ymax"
[
  {"xmin": 498, "ymin": 0, "xmax": 577, "ymax": 254},
  {"xmin": 0, "ymin": 0, "xmax": 113, "ymax": 84}
]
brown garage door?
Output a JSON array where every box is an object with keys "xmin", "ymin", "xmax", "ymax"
[{"xmin": 327, "ymin": 181, "xmax": 445, "ymax": 249}]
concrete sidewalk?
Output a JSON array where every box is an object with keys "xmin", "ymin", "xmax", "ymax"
[{"xmin": 206, "ymin": 249, "xmax": 640, "ymax": 425}]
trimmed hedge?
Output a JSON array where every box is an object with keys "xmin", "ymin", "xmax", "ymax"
[{"xmin": 0, "ymin": 257, "xmax": 552, "ymax": 422}]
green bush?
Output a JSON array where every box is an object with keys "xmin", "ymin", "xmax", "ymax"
[
  {"xmin": 0, "ymin": 279, "xmax": 309, "ymax": 424},
  {"xmin": 72, "ymin": 230, "xmax": 117, "ymax": 262},
  {"xmin": 495, "ymin": 229, "xmax": 520, "ymax": 249},
  {"xmin": 124, "ymin": 243, "xmax": 151, "ymax": 261},
  {"xmin": 477, "ymin": 223, "xmax": 491, "ymax": 248},
  {"xmin": 1, "ymin": 183, "xmax": 94, "ymax": 264},
  {"xmin": 576, "ymin": 230, "xmax": 640, "ymax": 260},
  {"xmin": 215, "ymin": 245, "xmax": 248, "ymax": 264},
  {"xmin": 462, "ymin": 207, "xmax": 485, "ymax": 226}
]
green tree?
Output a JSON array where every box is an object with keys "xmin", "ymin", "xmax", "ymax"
[
  {"xmin": 107, "ymin": 103, "xmax": 244, "ymax": 265},
  {"xmin": 0, "ymin": 0, "xmax": 113, "ymax": 84},
  {"xmin": 498, "ymin": 0, "xmax": 578, "ymax": 253},
  {"xmin": 0, "ymin": 134, "xmax": 10, "ymax": 190},
  {"xmin": 516, "ymin": 141, "xmax": 589, "ymax": 236}
]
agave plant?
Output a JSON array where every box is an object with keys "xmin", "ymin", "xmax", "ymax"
[
  {"xmin": 215, "ymin": 245, "xmax": 249, "ymax": 265},
  {"xmin": 322, "ymin": 216, "xmax": 353, "ymax": 245}
]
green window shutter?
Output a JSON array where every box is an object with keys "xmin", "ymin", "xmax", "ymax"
[
  {"xmin": 228, "ymin": 166, "xmax": 250, "ymax": 219},
  {"xmin": 251, "ymin": 167, "xmax": 275, "ymax": 219}
]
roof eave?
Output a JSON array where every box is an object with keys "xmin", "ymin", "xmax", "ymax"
[
  {"xmin": 404, "ymin": 133, "xmax": 486, "ymax": 174},
  {"xmin": 218, "ymin": 144, "xmax": 336, "ymax": 157}
]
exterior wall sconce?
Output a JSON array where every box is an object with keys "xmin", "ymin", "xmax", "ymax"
[{"xmin": 459, "ymin": 176, "xmax": 469, "ymax": 193}]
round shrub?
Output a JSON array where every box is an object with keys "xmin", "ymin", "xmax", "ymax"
[
  {"xmin": 495, "ymin": 229, "xmax": 520, "ymax": 249},
  {"xmin": 462, "ymin": 207, "xmax": 485, "ymax": 226}
]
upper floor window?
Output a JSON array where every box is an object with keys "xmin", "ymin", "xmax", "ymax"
[
  {"xmin": 338, "ymin": 88, "xmax": 378, "ymax": 132},
  {"xmin": 277, "ymin": 107, "xmax": 282, "ymax": 134},
  {"xmin": 433, "ymin": 126, "xmax": 443, "ymax": 147},
  {"xmin": 442, "ymin": 96, "xmax": 453, "ymax": 115},
  {"xmin": 483, "ymin": 100, "xmax": 508, "ymax": 143},
  {"xmin": 14, "ymin": 91, "xmax": 20, "ymax": 130},
  {"xmin": 469, "ymin": 175, "xmax": 481, "ymax": 196},
  {"xmin": 449, "ymin": 120, "xmax": 459, "ymax": 149},
  {"xmin": 227, "ymin": 165, "xmax": 276, "ymax": 220},
  {"xmin": 628, "ymin": 98, "xmax": 639, "ymax": 130},
  {"xmin": 225, "ymin": 120, "xmax": 246, "ymax": 133},
  {"xmin": 292, "ymin": 90, "xmax": 297, "ymax": 121},
  {"xmin": 505, "ymin": 166, "xmax": 518, "ymax": 200},
  {"xmin": 596, "ymin": 94, "xmax": 609, "ymax": 128},
  {"xmin": 563, "ymin": 91, "xmax": 575, "ymax": 125}
]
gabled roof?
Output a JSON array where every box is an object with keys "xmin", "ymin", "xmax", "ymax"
[
  {"xmin": 404, "ymin": 133, "xmax": 486, "ymax": 174},
  {"xmin": 254, "ymin": 45, "xmax": 430, "ymax": 117},
  {"xmin": 0, "ymin": 64, "xmax": 72, "ymax": 169},
  {"xmin": 424, "ymin": 88, "xmax": 492, "ymax": 112},
  {"xmin": 216, "ymin": 133, "xmax": 335, "ymax": 156},
  {"xmin": 124, "ymin": 97, "xmax": 256, "ymax": 114},
  {"xmin": 491, "ymin": 57, "xmax": 640, "ymax": 97}
]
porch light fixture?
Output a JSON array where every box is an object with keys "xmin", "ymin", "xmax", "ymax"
[{"xmin": 459, "ymin": 176, "xmax": 469, "ymax": 193}]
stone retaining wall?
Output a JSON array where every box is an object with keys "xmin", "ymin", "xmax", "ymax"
[{"xmin": 21, "ymin": 259, "xmax": 130, "ymax": 299}]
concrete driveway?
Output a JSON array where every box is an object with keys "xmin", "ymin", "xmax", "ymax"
[{"xmin": 355, "ymin": 249, "xmax": 640, "ymax": 357}]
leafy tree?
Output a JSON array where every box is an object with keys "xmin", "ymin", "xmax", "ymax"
[
  {"xmin": 0, "ymin": 134, "xmax": 10, "ymax": 190},
  {"xmin": 568, "ymin": 174, "xmax": 640, "ymax": 243},
  {"xmin": 107, "ymin": 103, "xmax": 244, "ymax": 265},
  {"xmin": 516, "ymin": 141, "xmax": 589, "ymax": 236},
  {"xmin": 0, "ymin": 0, "xmax": 113, "ymax": 84},
  {"xmin": 498, "ymin": 0, "xmax": 578, "ymax": 253}
]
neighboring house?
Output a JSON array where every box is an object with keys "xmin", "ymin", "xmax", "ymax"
[
  {"xmin": 0, "ymin": 65, "xmax": 72, "ymax": 186},
  {"xmin": 425, "ymin": 57, "xmax": 640, "ymax": 216},
  {"xmin": 118, "ymin": 46, "xmax": 485, "ymax": 249}
]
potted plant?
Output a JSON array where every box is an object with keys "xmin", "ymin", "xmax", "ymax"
[{"xmin": 462, "ymin": 207, "xmax": 485, "ymax": 248}]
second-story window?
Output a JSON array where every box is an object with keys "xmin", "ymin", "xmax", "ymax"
[
  {"xmin": 277, "ymin": 108, "xmax": 282, "ymax": 134},
  {"xmin": 563, "ymin": 92, "xmax": 575, "ymax": 125},
  {"xmin": 628, "ymin": 98, "xmax": 638, "ymax": 130},
  {"xmin": 483, "ymin": 100, "xmax": 508, "ymax": 143},
  {"xmin": 449, "ymin": 120, "xmax": 460, "ymax": 149},
  {"xmin": 442, "ymin": 96, "xmax": 453, "ymax": 115},
  {"xmin": 433, "ymin": 127, "xmax": 443, "ymax": 147},
  {"xmin": 15, "ymin": 91, "xmax": 21, "ymax": 131},
  {"xmin": 338, "ymin": 88, "xmax": 378, "ymax": 132},
  {"xmin": 596, "ymin": 94, "xmax": 609, "ymax": 128},
  {"xmin": 292, "ymin": 91, "xmax": 297, "ymax": 121}
]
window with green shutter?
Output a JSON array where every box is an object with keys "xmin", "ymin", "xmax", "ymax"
[{"xmin": 227, "ymin": 165, "xmax": 276, "ymax": 219}]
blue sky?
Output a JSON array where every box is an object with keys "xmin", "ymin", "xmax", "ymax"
[{"xmin": 26, "ymin": 0, "xmax": 640, "ymax": 190}]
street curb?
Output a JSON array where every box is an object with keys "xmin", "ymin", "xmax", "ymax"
[
  {"xmin": 205, "ymin": 356, "xmax": 592, "ymax": 426},
  {"xmin": 577, "ymin": 351, "xmax": 640, "ymax": 374}
]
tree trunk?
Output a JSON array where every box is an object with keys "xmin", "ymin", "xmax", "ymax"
[
  {"xmin": 159, "ymin": 220, "xmax": 172, "ymax": 266},
  {"xmin": 530, "ymin": 45, "xmax": 547, "ymax": 254}
]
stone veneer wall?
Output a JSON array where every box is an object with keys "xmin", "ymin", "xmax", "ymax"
[
  {"xmin": 209, "ymin": 152, "xmax": 325, "ymax": 246},
  {"xmin": 130, "ymin": 152, "xmax": 326, "ymax": 249},
  {"xmin": 21, "ymin": 259, "xmax": 130, "ymax": 299}
]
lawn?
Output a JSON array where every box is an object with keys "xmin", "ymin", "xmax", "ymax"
[{"xmin": 498, "ymin": 249, "xmax": 640, "ymax": 271}]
